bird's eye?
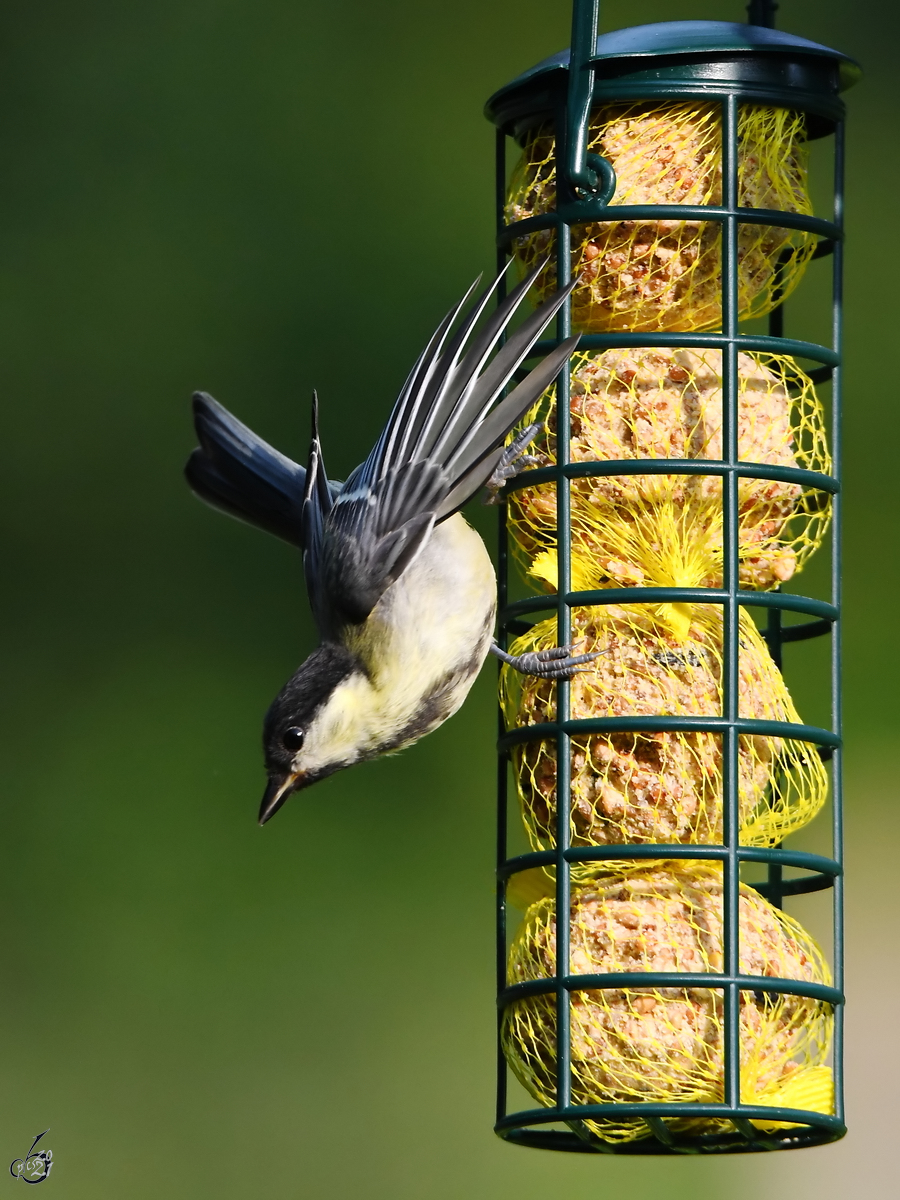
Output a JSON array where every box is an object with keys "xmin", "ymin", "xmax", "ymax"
[{"xmin": 282, "ymin": 726, "xmax": 305, "ymax": 752}]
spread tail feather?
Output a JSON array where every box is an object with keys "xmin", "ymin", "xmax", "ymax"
[{"xmin": 186, "ymin": 391, "xmax": 308, "ymax": 547}]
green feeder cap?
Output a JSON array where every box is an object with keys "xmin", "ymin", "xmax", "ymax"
[{"xmin": 485, "ymin": 20, "xmax": 860, "ymax": 141}]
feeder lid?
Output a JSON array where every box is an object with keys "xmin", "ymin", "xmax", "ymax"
[{"xmin": 486, "ymin": 20, "xmax": 860, "ymax": 138}]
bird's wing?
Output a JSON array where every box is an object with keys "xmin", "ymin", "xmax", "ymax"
[
  {"xmin": 316, "ymin": 267, "xmax": 578, "ymax": 628},
  {"xmin": 186, "ymin": 391, "xmax": 340, "ymax": 546},
  {"xmin": 299, "ymin": 392, "xmax": 339, "ymax": 635}
]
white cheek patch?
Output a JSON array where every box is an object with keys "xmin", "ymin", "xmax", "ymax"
[{"xmin": 301, "ymin": 674, "xmax": 374, "ymax": 771}]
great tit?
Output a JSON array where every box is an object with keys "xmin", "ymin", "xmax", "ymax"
[{"xmin": 186, "ymin": 267, "xmax": 596, "ymax": 824}]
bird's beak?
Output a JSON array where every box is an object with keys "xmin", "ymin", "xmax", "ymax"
[{"xmin": 258, "ymin": 772, "xmax": 305, "ymax": 826}]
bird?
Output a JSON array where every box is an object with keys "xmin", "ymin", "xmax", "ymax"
[{"xmin": 185, "ymin": 266, "xmax": 598, "ymax": 825}]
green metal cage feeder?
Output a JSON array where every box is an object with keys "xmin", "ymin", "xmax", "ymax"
[{"xmin": 488, "ymin": 0, "xmax": 858, "ymax": 1155}]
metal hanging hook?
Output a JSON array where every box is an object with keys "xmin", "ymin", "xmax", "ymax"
[
  {"xmin": 746, "ymin": 0, "xmax": 779, "ymax": 28},
  {"xmin": 564, "ymin": 0, "xmax": 616, "ymax": 202}
]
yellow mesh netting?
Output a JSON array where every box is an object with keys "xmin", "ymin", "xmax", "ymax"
[
  {"xmin": 506, "ymin": 102, "xmax": 814, "ymax": 332},
  {"xmin": 502, "ymin": 863, "xmax": 833, "ymax": 1143},
  {"xmin": 507, "ymin": 348, "xmax": 831, "ymax": 594},
  {"xmin": 751, "ymin": 1063, "xmax": 835, "ymax": 1132},
  {"xmin": 500, "ymin": 605, "xmax": 827, "ymax": 865}
]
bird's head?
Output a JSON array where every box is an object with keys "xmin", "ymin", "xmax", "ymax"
[{"xmin": 259, "ymin": 643, "xmax": 368, "ymax": 825}]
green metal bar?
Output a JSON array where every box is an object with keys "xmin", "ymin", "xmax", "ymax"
[
  {"xmin": 779, "ymin": 618, "xmax": 832, "ymax": 644},
  {"xmin": 498, "ymin": 1122, "xmax": 843, "ymax": 1154},
  {"xmin": 641, "ymin": 1116, "xmax": 677, "ymax": 1148},
  {"xmin": 564, "ymin": 0, "xmax": 600, "ymax": 193},
  {"xmin": 752, "ymin": 873, "xmax": 835, "ymax": 900},
  {"xmin": 497, "ymin": 1102, "xmax": 843, "ymax": 1128},
  {"xmin": 499, "ymin": 715, "xmax": 840, "ymax": 750},
  {"xmin": 720, "ymin": 93, "xmax": 742, "ymax": 1117},
  {"xmin": 500, "ymin": 975, "xmax": 842, "ymax": 1007},
  {"xmin": 747, "ymin": 0, "xmax": 779, "ymax": 28},
  {"xmin": 503, "ymin": 458, "xmax": 839, "ymax": 491},
  {"xmin": 494, "ymin": 125, "xmax": 511, "ymax": 1133},
  {"xmin": 499, "ymin": 206, "xmax": 840, "ymax": 243},
  {"xmin": 502, "ymin": 588, "xmax": 837, "ymax": 622},
  {"xmin": 498, "ymin": 845, "xmax": 842, "ymax": 875},
  {"xmin": 553, "ymin": 113, "xmax": 574, "ymax": 1117},
  {"xmin": 831, "ymin": 115, "xmax": 846, "ymax": 1130},
  {"xmin": 526, "ymin": 332, "xmax": 840, "ymax": 363}
]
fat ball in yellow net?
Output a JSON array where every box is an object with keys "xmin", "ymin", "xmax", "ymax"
[
  {"xmin": 506, "ymin": 347, "xmax": 831, "ymax": 593},
  {"xmin": 499, "ymin": 605, "xmax": 827, "ymax": 863},
  {"xmin": 502, "ymin": 863, "xmax": 833, "ymax": 1143},
  {"xmin": 506, "ymin": 102, "xmax": 814, "ymax": 332}
]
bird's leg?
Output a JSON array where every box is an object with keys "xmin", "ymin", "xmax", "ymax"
[
  {"xmin": 490, "ymin": 640, "xmax": 606, "ymax": 680},
  {"xmin": 483, "ymin": 424, "xmax": 541, "ymax": 504}
]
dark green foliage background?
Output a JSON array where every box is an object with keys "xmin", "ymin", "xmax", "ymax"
[{"xmin": 0, "ymin": 2, "xmax": 896, "ymax": 1196}]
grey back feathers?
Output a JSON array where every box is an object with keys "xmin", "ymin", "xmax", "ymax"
[{"xmin": 186, "ymin": 267, "xmax": 578, "ymax": 636}]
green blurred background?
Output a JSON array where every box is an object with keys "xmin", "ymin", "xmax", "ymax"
[{"xmin": 0, "ymin": 1, "xmax": 896, "ymax": 1196}]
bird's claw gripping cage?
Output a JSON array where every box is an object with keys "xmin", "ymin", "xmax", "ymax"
[{"xmin": 488, "ymin": 0, "xmax": 857, "ymax": 1155}]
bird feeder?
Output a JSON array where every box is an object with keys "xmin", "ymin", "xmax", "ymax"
[{"xmin": 488, "ymin": 0, "xmax": 857, "ymax": 1154}]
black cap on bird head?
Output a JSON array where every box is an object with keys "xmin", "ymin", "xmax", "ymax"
[{"xmin": 259, "ymin": 643, "xmax": 359, "ymax": 825}]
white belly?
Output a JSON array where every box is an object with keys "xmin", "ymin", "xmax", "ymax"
[{"xmin": 345, "ymin": 512, "xmax": 496, "ymax": 750}]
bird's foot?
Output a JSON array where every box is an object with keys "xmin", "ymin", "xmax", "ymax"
[
  {"xmin": 490, "ymin": 640, "xmax": 606, "ymax": 680},
  {"xmin": 484, "ymin": 424, "xmax": 541, "ymax": 504}
]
